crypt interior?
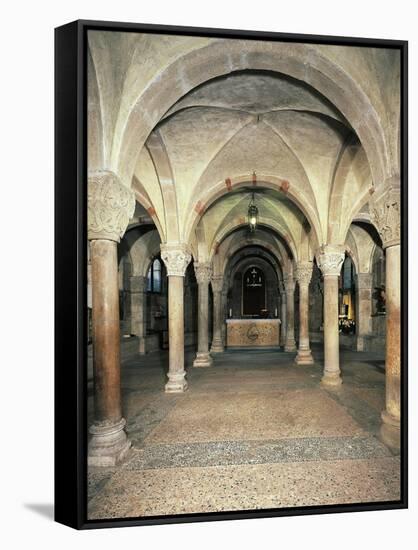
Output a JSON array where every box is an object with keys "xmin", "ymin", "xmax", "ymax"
[{"xmin": 86, "ymin": 31, "xmax": 402, "ymax": 518}]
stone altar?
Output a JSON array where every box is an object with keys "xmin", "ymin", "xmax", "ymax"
[{"xmin": 226, "ymin": 319, "xmax": 281, "ymax": 348}]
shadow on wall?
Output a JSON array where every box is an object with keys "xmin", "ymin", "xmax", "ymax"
[{"xmin": 24, "ymin": 503, "xmax": 54, "ymax": 521}]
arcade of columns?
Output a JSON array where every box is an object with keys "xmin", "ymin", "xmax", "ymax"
[{"xmin": 86, "ymin": 33, "xmax": 402, "ymax": 466}]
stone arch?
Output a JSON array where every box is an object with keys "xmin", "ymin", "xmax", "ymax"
[
  {"xmin": 125, "ymin": 229, "xmax": 162, "ymax": 277},
  {"xmin": 344, "ymin": 234, "xmax": 360, "ymax": 276},
  {"xmin": 220, "ymin": 240, "xmax": 286, "ymax": 280},
  {"xmin": 210, "ymin": 215, "xmax": 298, "ymax": 262},
  {"xmin": 227, "ymin": 247, "xmax": 282, "ymax": 283},
  {"xmin": 328, "ymin": 135, "xmax": 373, "ymax": 244},
  {"xmin": 87, "ymin": 47, "xmax": 105, "ymax": 171},
  {"xmin": 145, "ymin": 130, "xmax": 180, "ymax": 241},
  {"xmin": 129, "ymin": 187, "xmax": 166, "ymax": 242},
  {"xmin": 227, "ymin": 255, "xmax": 279, "ymax": 319},
  {"xmin": 186, "ymin": 175, "xmax": 321, "ymax": 248},
  {"xmin": 113, "ymin": 41, "xmax": 389, "ymax": 193}
]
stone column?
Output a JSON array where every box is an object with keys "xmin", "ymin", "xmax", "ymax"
[
  {"xmin": 371, "ymin": 186, "xmax": 401, "ymax": 449},
  {"xmin": 355, "ymin": 272, "xmax": 373, "ymax": 351},
  {"xmin": 160, "ymin": 243, "xmax": 191, "ymax": 392},
  {"xmin": 211, "ymin": 275, "xmax": 224, "ymax": 353},
  {"xmin": 87, "ymin": 171, "xmax": 135, "ymax": 466},
  {"xmin": 295, "ymin": 262, "xmax": 314, "ymax": 364},
  {"xmin": 193, "ymin": 263, "xmax": 213, "ymax": 367},
  {"xmin": 317, "ymin": 246, "xmax": 345, "ymax": 387},
  {"xmin": 280, "ymin": 284, "xmax": 287, "ymax": 348},
  {"xmin": 283, "ymin": 274, "xmax": 296, "ymax": 352},
  {"xmin": 128, "ymin": 275, "xmax": 147, "ymax": 354}
]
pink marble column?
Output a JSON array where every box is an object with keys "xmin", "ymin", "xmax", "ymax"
[
  {"xmin": 317, "ymin": 246, "xmax": 345, "ymax": 387},
  {"xmin": 87, "ymin": 171, "xmax": 135, "ymax": 466},
  {"xmin": 283, "ymin": 274, "xmax": 296, "ymax": 352},
  {"xmin": 211, "ymin": 275, "xmax": 224, "ymax": 353},
  {"xmin": 295, "ymin": 262, "xmax": 314, "ymax": 365},
  {"xmin": 160, "ymin": 243, "xmax": 191, "ymax": 392},
  {"xmin": 193, "ymin": 262, "xmax": 213, "ymax": 367},
  {"xmin": 371, "ymin": 185, "xmax": 401, "ymax": 449}
]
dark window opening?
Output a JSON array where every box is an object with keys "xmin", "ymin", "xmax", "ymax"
[
  {"xmin": 242, "ymin": 266, "xmax": 266, "ymax": 316},
  {"xmin": 147, "ymin": 258, "xmax": 162, "ymax": 293}
]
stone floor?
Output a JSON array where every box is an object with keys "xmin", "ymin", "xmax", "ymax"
[{"xmin": 87, "ymin": 345, "xmax": 400, "ymax": 520}]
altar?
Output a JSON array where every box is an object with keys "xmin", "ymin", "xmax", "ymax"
[{"xmin": 226, "ymin": 319, "xmax": 281, "ymax": 348}]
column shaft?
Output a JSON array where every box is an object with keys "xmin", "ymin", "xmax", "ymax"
[
  {"xmin": 280, "ymin": 290, "xmax": 287, "ymax": 348},
  {"xmin": 322, "ymin": 274, "xmax": 342, "ymax": 386},
  {"xmin": 193, "ymin": 277, "xmax": 213, "ymax": 367},
  {"xmin": 211, "ymin": 288, "xmax": 224, "ymax": 353},
  {"xmin": 355, "ymin": 273, "xmax": 373, "ymax": 351},
  {"xmin": 380, "ymin": 244, "xmax": 401, "ymax": 447},
  {"xmin": 88, "ymin": 239, "xmax": 131, "ymax": 466},
  {"xmin": 284, "ymin": 279, "xmax": 296, "ymax": 352},
  {"xmin": 296, "ymin": 283, "xmax": 314, "ymax": 364},
  {"xmin": 166, "ymin": 276, "xmax": 188, "ymax": 391},
  {"xmin": 160, "ymin": 243, "xmax": 191, "ymax": 393},
  {"xmin": 128, "ymin": 275, "xmax": 147, "ymax": 354}
]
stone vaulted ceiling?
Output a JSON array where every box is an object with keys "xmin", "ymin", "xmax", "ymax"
[{"xmin": 88, "ymin": 31, "xmax": 400, "ymax": 268}]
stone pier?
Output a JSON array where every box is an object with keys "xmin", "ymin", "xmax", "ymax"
[
  {"xmin": 355, "ymin": 272, "xmax": 373, "ymax": 352},
  {"xmin": 128, "ymin": 274, "xmax": 147, "ymax": 354},
  {"xmin": 280, "ymin": 284, "xmax": 287, "ymax": 348}
]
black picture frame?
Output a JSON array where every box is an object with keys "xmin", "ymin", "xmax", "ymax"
[{"xmin": 55, "ymin": 19, "xmax": 408, "ymax": 530}]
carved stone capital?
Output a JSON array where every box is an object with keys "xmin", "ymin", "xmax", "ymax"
[
  {"xmin": 371, "ymin": 187, "xmax": 401, "ymax": 248},
  {"xmin": 160, "ymin": 243, "xmax": 191, "ymax": 277},
  {"xmin": 296, "ymin": 262, "xmax": 313, "ymax": 286},
  {"xmin": 194, "ymin": 262, "xmax": 212, "ymax": 285},
  {"xmin": 317, "ymin": 246, "xmax": 345, "ymax": 277},
  {"xmin": 88, "ymin": 171, "xmax": 135, "ymax": 242},
  {"xmin": 211, "ymin": 275, "xmax": 224, "ymax": 293}
]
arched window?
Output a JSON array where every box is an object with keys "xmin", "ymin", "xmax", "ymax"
[
  {"xmin": 146, "ymin": 258, "xmax": 162, "ymax": 293},
  {"xmin": 242, "ymin": 266, "xmax": 266, "ymax": 316}
]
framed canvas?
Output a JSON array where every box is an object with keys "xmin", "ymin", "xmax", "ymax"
[{"xmin": 55, "ymin": 19, "xmax": 408, "ymax": 529}]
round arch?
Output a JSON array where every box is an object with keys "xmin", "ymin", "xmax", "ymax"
[
  {"xmin": 111, "ymin": 41, "xmax": 389, "ymax": 192},
  {"xmin": 221, "ymin": 242, "xmax": 285, "ymax": 281},
  {"xmin": 227, "ymin": 247, "xmax": 282, "ymax": 284},
  {"xmin": 210, "ymin": 214, "xmax": 297, "ymax": 262},
  {"xmin": 186, "ymin": 175, "xmax": 322, "ymax": 249}
]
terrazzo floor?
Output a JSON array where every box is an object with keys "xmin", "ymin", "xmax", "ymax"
[{"xmin": 87, "ymin": 345, "xmax": 401, "ymax": 520}]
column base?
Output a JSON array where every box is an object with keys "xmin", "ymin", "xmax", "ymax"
[
  {"xmin": 210, "ymin": 339, "xmax": 224, "ymax": 353},
  {"xmin": 193, "ymin": 352, "xmax": 213, "ymax": 367},
  {"xmin": 88, "ymin": 418, "xmax": 131, "ymax": 467},
  {"xmin": 165, "ymin": 371, "xmax": 188, "ymax": 393},
  {"xmin": 380, "ymin": 410, "xmax": 400, "ymax": 451},
  {"xmin": 284, "ymin": 340, "xmax": 297, "ymax": 352},
  {"xmin": 320, "ymin": 371, "xmax": 342, "ymax": 388},
  {"xmin": 295, "ymin": 349, "xmax": 314, "ymax": 365}
]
